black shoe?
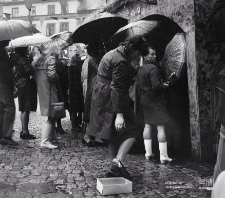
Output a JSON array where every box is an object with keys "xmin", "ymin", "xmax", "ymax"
[
  {"xmin": 56, "ymin": 127, "xmax": 67, "ymax": 134},
  {"xmin": 118, "ymin": 161, "xmax": 133, "ymax": 181},
  {"xmin": 20, "ymin": 132, "xmax": 36, "ymax": 140},
  {"xmin": 106, "ymin": 163, "xmax": 133, "ymax": 181},
  {"xmin": 0, "ymin": 137, "xmax": 19, "ymax": 146},
  {"xmin": 82, "ymin": 138, "xmax": 95, "ymax": 147},
  {"xmin": 106, "ymin": 165, "xmax": 120, "ymax": 178},
  {"xmin": 75, "ymin": 124, "xmax": 83, "ymax": 131}
]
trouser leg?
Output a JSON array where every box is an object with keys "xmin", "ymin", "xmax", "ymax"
[{"xmin": 0, "ymin": 83, "xmax": 15, "ymax": 138}]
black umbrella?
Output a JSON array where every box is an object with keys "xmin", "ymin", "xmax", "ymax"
[
  {"xmin": 110, "ymin": 20, "xmax": 159, "ymax": 47},
  {"xmin": 71, "ymin": 12, "xmax": 128, "ymax": 49}
]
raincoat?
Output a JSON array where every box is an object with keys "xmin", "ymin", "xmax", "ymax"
[
  {"xmin": 33, "ymin": 55, "xmax": 59, "ymax": 117},
  {"xmin": 89, "ymin": 46, "xmax": 138, "ymax": 140}
]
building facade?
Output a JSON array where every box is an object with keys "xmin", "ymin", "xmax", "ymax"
[{"xmin": 0, "ymin": 0, "xmax": 107, "ymax": 57}]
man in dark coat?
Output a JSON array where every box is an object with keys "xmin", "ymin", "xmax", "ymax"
[
  {"xmin": 68, "ymin": 50, "xmax": 84, "ymax": 131},
  {"xmin": 0, "ymin": 40, "xmax": 18, "ymax": 146}
]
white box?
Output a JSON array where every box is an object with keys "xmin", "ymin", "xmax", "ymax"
[{"xmin": 97, "ymin": 177, "xmax": 132, "ymax": 195}]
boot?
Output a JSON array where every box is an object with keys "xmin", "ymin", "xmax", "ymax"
[
  {"xmin": 159, "ymin": 142, "xmax": 172, "ymax": 163},
  {"xmin": 144, "ymin": 139, "xmax": 154, "ymax": 160}
]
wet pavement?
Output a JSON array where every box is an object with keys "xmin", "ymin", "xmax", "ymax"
[{"xmin": 0, "ymin": 105, "xmax": 214, "ymax": 198}]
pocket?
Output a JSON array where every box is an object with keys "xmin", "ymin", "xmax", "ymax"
[{"xmin": 93, "ymin": 82, "xmax": 112, "ymax": 110}]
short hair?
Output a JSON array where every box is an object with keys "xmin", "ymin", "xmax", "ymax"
[
  {"xmin": 124, "ymin": 35, "xmax": 149, "ymax": 56},
  {"xmin": 0, "ymin": 40, "xmax": 9, "ymax": 49},
  {"xmin": 86, "ymin": 43, "xmax": 99, "ymax": 57}
]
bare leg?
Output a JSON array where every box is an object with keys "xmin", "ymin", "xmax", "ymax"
[
  {"xmin": 157, "ymin": 125, "xmax": 166, "ymax": 142},
  {"xmin": 116, "ymin": 138, "xmax": 136, "ymax": 163},
  {"xmin": 143, "ymin": 124, "xmax": 152, "ymax": 139},
  {"xmin": 21, "ymin": 111, "xmax": 29, "ymax": 134},
  {"xmin": 143, "ymin": 124, "xmax": 153, "ymax": 159}
]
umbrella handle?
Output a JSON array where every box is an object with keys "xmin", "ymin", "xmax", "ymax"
[{"xmin": 168, "ymin": 72, "xmax": 176, "ymax": 80}]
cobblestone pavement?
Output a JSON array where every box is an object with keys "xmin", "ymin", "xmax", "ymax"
[{"xmin": 0, "ymin": 105, "xmax": 214, "ymax": 198}]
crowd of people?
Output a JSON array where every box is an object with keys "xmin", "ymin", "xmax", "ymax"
[{"xmin": 0, "ymin": 35, "xmax": 181, "ymax": 180}]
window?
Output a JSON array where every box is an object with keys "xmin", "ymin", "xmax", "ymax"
[
  {"xmin": 30, "ymin": 6, "xmax": 36, "ymax": 16},
  {"xmin": 60, "ymin": 23, "xmax": 69, "ymax": 32},
  {"xmin": 48, "ymin": 5, "xmax": 55, "ymax": 15},
  {"xmin": 46, "ymin": 23, "xmax": 55, "ymax": 36},
  {"xmin": 61, "ymin": 5, "xmax": 68, "ymax": 14},
  {"xmin": 12, "ymin": 7, "xmax": 19, "ymax": 17}
]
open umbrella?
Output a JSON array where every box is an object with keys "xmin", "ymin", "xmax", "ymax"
[
  {"xmin": 0, "ymin": 20, "xmax": 40, "ymax": 41},
  {"xmin": 71, "ymin": 12, "xmax": 128, "ymax": 49},
  {"xmin": 39, "ymin": 31, "xmax": 73, "ymax": 52},
  {"xmin": 161, "ymin": 33, "xmax": 186, "ymax": 79},
  {"xmin": 141, "ymin": 15, "xmax": 183, "ymax": 61},
  {"xmin": 8, "ymin": 34, "xmax": 52, "ymax": 48},
  {"xmin": 110, "ymin": 20, "xmax": 159, "ymax": 46}
]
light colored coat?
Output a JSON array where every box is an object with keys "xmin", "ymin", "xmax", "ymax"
[{"xmin": 34, "ymin": 55, "xmax": 59, "ymax": 117}]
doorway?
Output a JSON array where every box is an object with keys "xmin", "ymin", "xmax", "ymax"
[{"xmin": 138, "ymin": 14, "xmax": 192, "ymax": 158}]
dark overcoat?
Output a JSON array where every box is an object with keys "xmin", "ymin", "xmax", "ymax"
[
  {"xmin": 68, "ymin": 54, "xmax": 84, "ymax": 113},
  {"xmin": 137, "ymin": 60, "xmax": 168, "ymax": 108},
  {"xmin": 13, "ymin": 54, "xmax": 37, "ymax": 112},
  {"xmin": 89, "ymin": 46, "xmax": 138, "ymax": 140},
  {"xmin": 136, "ymin": 60, "xmax": 169, "ymax": 125}
]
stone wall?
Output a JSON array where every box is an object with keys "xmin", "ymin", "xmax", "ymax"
[
  {"xmin": 195, "ymin": 0, "xmax": 222, "ymax": 161},
  {"xmin": 103, "ymin": 0, "xmax": 202, "ymax": 161}
]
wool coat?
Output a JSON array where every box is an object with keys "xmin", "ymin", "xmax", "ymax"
[
  {"xmin": 89, "ymin": 46, "xmax": 138, "ymax": 140},
  {"xmin": 34, "ymin": 55, "xmax": 59, "ymax": 117},
  {"xmin": 136, "ymin": 60, "xmax": 170, "ymax": 125},
  {"xmin": 137, "ymin": 60, "xmax": 168, "ymax": 108},
  {"xmin": 68, "ymin": 54, "xmax": 84, "ymax": 113}
]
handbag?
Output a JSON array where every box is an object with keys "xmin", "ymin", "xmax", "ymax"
[{"xmin": 49, "ymin": 82, "xmax": 66, "ymax": 120}]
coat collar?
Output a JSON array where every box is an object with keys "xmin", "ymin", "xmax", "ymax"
[
  {"xmin": 143, "ymin": 59, "xmax": 156, "ymax": 65},
  {"xmin": 116, "ymin": 46, "xmax": 128, "ymax": 59}
]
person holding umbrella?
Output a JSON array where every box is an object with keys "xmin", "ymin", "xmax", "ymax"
[
  {"xmin": 89, "ymin": 35, "xmax": 149, "ymax": 180},
  {"xmin": 0, "ymin": 40, "xmax": 18, "ymax": 146}
]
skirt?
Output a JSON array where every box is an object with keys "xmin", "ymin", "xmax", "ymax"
[
  {"xmin": 143, "ymin": 105, "xmax": 170, "ymax": 125},
  {"xmin": 18, "ymin": 78, "xmax": 37, "ymax": 112}
]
